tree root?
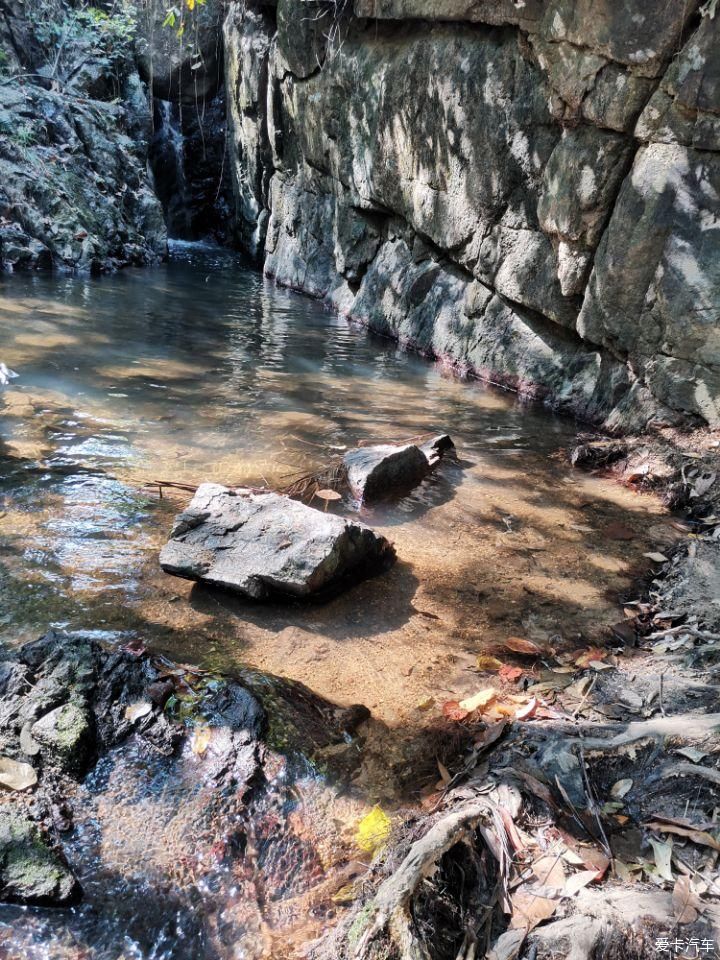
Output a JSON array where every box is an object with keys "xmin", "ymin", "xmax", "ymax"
[{"xmin": 352, "ymin": 801, "xmax": 506, "ymax": 960}]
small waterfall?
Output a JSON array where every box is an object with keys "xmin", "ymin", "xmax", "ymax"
[
  {"xmin": 149, "ymin": 94, "xmax": 233, "ymax": 244},
  {"xmin": 149, "ymin": 100, "xmax": 193, "ymax": 240}
]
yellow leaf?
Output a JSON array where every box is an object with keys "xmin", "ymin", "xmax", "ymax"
[
  {"xmin": 186, "ymin": 0, "xmax": 195, "ymax": 10},
  {"xmin": 458, "ymin": 688, "xmax": 496, "ymax": 713},
  {"xmin": 191, "ymin": 725, "xmax": 211, "ymax": 755},
  {"xmin": 476, "ymin": 655, "xmax": 503, "ymax": 672},
  {"xmin": 355, "ymin": 805, "xmax": 392, "ymax": 854}
]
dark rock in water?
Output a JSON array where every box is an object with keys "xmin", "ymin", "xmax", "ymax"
[
  {"xmin": 0, "ymin": 810, "xmax": 79, "ymax": 906},
  {"xmin": 344, "ymin": 436, "xmax": 454, "ymax": 502},
  {"xmin": 159, "ymin": 483, "xmax": 394, "ymax": 599},
  {"xmin": 419, "ymin": 434, "xmax": 456, "ymax": 466}
]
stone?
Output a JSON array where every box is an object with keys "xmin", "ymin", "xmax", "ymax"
[
  {"xmin": 0, "ymin": 809, "xmax": 79, "ymax": 905},
  {"xmin": 32, "ymin": 703, "xmax": 95, "ymax": 776},
  {"xmin": 159, "ymin": 483, "xmax": 394, "ymax": 599},
  {"xmin": 343, "ymin": 444, "xmax": 432, "ymax": 502},
  {"xmin": 577, "ymin": 142, "xmax": 720, "ymax": 426}
]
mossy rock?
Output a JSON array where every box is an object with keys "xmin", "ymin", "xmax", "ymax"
[
  {"xmin": 0, "ymin": 809, "xmax": 79, "ymax": 905},
  {"xmin": 31, "ymin": 702, "xmax": 95, "ymax": 776}
]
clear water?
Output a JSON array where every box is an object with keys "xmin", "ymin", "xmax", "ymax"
[{"xmin": 0, "ymin": 242, "xmax": 670, "ymax": 958}]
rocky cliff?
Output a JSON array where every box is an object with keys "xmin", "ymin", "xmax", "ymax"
[
  {"xmin": 0, "ymin": 0, "xmax": 167, "ymax": 272},
  {"xmin": 223, "ymin": 0, "xmax": 720, "ymax": 431}
]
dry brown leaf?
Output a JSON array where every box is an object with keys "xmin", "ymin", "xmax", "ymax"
[
  {"xmin": 510, "ymin": 889, "xmax": 558, "ymax": 930},
  {"xmin": 646, "ymin": 821, "xmax": 720, "ymax": 853},
  {"xmin": 437, "ymin": 759, "xmax": 452, "ymax": 784},
  {"xmin": 575, "ymin": 647, "xmax": 607, "ymax": 668},
  {"xmin": 504, "ymin": 637, "xmax": 544, "ymax": 656},
  {"xmin": 532, "ymin": 855, "xmax": 565, "ymax": 889},
  {"xmin": 673, "ymin": 875, "xmax": 703, "ymax": 924},
  {"xmin": 564, "ymin": 869, "xmax": 598, "ymax": 897}
]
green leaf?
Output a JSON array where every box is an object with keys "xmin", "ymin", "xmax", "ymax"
[{"xmin": 162, "ymin": 9, "xmax": 176, "ymax": 27}]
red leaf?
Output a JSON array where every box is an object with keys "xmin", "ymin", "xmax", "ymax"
[
  {"xmin": 499, "ymin": 665, "xmax": 523, "ymax": 682},
  {"xmin": 442, "ymin": 700, "xmax": 468, "ymax": 722}
]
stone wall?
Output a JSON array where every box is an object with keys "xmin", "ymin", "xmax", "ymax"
[{"xmin": 223, "ymin": 0, "xmax": 720, "ymax": 431}]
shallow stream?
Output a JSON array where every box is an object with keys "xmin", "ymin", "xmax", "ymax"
[{"xmin": 0, "ymin": 242, "xmax": 675, "ymax": 958}]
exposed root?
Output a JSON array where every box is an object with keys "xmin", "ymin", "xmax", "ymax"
[{"xmin": 352, "ymin": 801, "xmax": 505, "ymax": 960}]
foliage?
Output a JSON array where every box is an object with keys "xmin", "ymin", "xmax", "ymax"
[
  {"xmin": 32, "ymin": 0, "xmax": 139, "ymax": 82},
  {"xmin": 162, "ymin": 0, "xmax": 206, "ymax": 40}
]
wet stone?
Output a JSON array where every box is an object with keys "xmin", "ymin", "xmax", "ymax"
[
  {"xmin": 344, "ymin": 443, "xmax": 432, "ymax": 502},
  {"xmin": 0, "ymin": 809, "xmax": 79, "ymax": 906},
  {"xmin": 160, "ymin": 483, "xmax": 395, "ymax": 599},
  {"xmin": 31, "ymin": 703, "xmax": 95, "ymax": 776}
]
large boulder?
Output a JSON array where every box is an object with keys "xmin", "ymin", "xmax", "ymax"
[{"xmin": 159, "ymin": 484, "xmax": 394, "ymax": 598}]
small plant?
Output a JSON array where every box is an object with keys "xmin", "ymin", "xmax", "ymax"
[{"xmin": 14, "ymin": 123, "xmax": 37, "ymax": 148}]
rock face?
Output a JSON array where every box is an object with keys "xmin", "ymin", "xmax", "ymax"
[
  {"xmin": 221, "ymin": 0, "xmax": 720, "ymax": 430},
  {"xmin": 0, "ymin": 0, "xmax": 166, "ymax": 272},
  {"xmin": 160, "ymin": 483, "xmax": 394, "ymax": 598}
]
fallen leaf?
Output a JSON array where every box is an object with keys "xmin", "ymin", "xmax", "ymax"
[
  {"xmin": 442, "ymin": 700, "xmax": 467, "ymax": 722},
  {"xmin": 191, "ymin": 725, "xmax": 212, "ymax": 756},
  {"xmin": 646, "ymin": 822, "xmax": 720, "ymax": 853},
  {"xmin": 416, "ymin": 696, "xmax": 434, "ymax": 711},
  {"xmin": 589, "ymin": 660, "xmax": 613, "ymax": 671},
  {"xmin": 124, "ymin": 702, "xmax": 152, "ymax": 722},
  {"xmin": 610, "ymin": 778, "xmax": 633, "ymax": 799},
  {"xmin": 504, "ymin": 637, "xmax": 543, "ymax": 656},
  {"xmin": 562, "ymin": 850, "xmax": 585, "ymax": 866},
  {"xmin": 499, "ymin": 665, "xmax": 523, "ymax": 682},
  {"xmin": 437, "ymin": 759, "xmax": 451, "ymax": 784},
  {"xmin": 575, "ymin": 647, "xmax": 607, "ymax": 668},
  {"xmin": 0, "ymin": 756, "xmax": 38, "ymax": 791},
  {"xmin": 674, "ymin": 747, "xmax": 708, "ymax": 764},
  {"xmin": 515, "ymin": 697, "xmax": 538, "ymax": 721},
  {"xmin": 458, "ymin": 688, "xmax": 497, "ymax": 713},
  {"xmin": 510, "ymin": 889, "xmax": 558, "ymax": 930},
  {"xmin": 644, "ymin": 552, "xmax": 669, "ymax": 563},
  {"xmin": 649, "ymin": 836, "xmax": 674, "ymax": 883},
  {"xmin": 673, "ymin": 875, "xmax": 703, "ymax": 924},
  {"xmin": 564, "ymin": 869, "xmax": 598, "ymax": 897},
  {"xmin": 532, "ymin": 855, "xmax": 565, "ymax": 889},
  {"xmin": 355, "ymin": 805, "xmax": 391, "ymax": 854},
  {"xmin": 477, "ymin": 655, "xmax": 504, "ymax": 671}
]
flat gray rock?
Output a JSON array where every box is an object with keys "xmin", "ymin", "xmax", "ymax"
[{"xmin": 160, "ymin": 484, "xmax": 394, "ymax": 599}]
